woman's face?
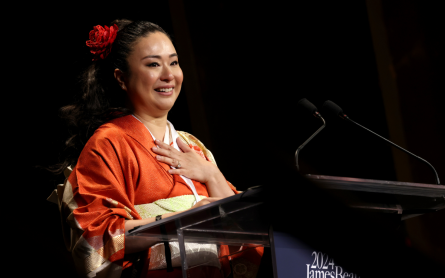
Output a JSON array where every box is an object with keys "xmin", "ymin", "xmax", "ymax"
[{"xmin": 121, "ymin": 32, "xmax": 183, "ymax": 118}]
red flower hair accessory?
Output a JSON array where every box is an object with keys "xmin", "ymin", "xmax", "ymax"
[{"xmin": 86, "ymin": 24, "xmax": 118, "ymax": 61}]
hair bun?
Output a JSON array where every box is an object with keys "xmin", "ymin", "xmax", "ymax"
[{"xmin": 110, "ymin": 19, "xmax": 133, "ymax": 32}]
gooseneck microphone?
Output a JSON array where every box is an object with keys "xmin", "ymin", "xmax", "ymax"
[
  {"xmin": 296, "ymin": 98, "xmax": 326, "ymax": 172},
  {"xmin": 322, "ymin": 100, "xmax": 441, "ymax": 185}
]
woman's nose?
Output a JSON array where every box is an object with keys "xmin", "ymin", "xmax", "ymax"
[{"xmin": 160, "ymin": 66, "xmax": 174, "ymax": 82}]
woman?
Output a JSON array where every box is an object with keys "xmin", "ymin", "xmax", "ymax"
[{"xmin": 53, "ymin": 19, "xmax": 263, "ymax": 278}]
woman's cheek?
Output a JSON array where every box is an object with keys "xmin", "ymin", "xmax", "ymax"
[{"xmin": 175, "ymin": 68, "xmax": 184, "ymax": 82}]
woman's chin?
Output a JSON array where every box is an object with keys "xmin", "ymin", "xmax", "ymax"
[
  {"xmin": 154, "ymin": 101, "xmax": 176, "ymax": 113},
  {"xmin": 157, "ymin": 95, "xmax": 178, "ymax": 108}
]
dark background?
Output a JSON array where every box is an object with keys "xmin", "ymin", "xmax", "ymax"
[{"xmin": 21, "ymin": 0, "xmax": 444, "ymax": 276}]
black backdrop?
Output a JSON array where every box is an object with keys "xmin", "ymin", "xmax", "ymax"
[{"xmin": 20, "ymin": 0, "xmax": 443, "ymax": 277}]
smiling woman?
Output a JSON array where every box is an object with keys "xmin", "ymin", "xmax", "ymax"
[
  {"xmin": 114, "ymin": 32, "xmax": 184, "ymax": 132},
  {"xmin": 49, "ymin": 19, "xmax": 263, "ymax": 278}
]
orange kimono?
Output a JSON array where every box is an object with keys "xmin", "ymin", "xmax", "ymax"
[{"xmin": 57, "ymin": 115, "xmax": 262, "ymax": 278}]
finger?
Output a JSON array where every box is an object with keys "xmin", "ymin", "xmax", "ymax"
[
  {"xmin": 168, "ymin": 169, "xmax": 185, "ymax": 176},
  {"xmin": 155, "ymin": 139, "xmax": 174, "ymax": 150},
  {"xmin": 170, "ymin": 158, "xmax": 180, "ymax": 168},
  {"xmin": 155, "ymin": 155, "xmax": 167, "ymax": 163},
  {"xmin": 153, "ymin": 144, "xmax": 181, "ymax": 160},
  {"xmin": 176, "ymin": 137, "xmax": 192, "ymax": 153},
  {"xmin": 152, "ymin": 146, "xmax": 172, "ymax": 157},
  {"xmin": 156, "ymin": 155, "xmax": 178, "ymax": 166}
]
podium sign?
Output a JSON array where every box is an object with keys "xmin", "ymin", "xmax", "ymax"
[{"xmin": 273, "ymin": 231, "xmax": 361, "ymax": 278}]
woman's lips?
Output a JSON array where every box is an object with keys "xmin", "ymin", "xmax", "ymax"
[{"xmin": 155, "ymin": 87, "xmax": 174, "ymax": 96}]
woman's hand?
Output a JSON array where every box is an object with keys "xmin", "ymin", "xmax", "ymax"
[
  {"xmin": 190, "ymin": 197, "xmax": 223, "ymax": 209},
  {"xmin": 152, "ymin": 138, "xmax": 235, "ymax": 198},
  {"xmin": 152, "ymin": 138, "xmax": 219, "ymax": 184}
]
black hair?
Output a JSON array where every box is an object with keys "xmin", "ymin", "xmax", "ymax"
[{"xmin": 50, "ymin": 19, "xmax": 171, "ymax": 175}]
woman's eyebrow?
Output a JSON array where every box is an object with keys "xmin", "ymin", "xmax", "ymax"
[{"xmin": 141, "ymin": 53, "xmax": 178, "ymax": 60}]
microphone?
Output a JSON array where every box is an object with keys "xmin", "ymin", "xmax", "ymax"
[
  {"xmin": 296, "ymin": 98, "xmax": 326, "ymax": 172},
  {"xmin": 322, "ymin": 100, "xmax": 441, "ymax": 185}
]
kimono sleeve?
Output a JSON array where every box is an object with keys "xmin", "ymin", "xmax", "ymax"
[{"xmin": 64, "ymin": 127, "xmax": 140, "ymax": 278}]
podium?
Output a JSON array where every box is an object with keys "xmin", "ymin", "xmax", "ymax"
[
  {"xmin": 126, "ymin": 187, "xmax": 271, "ymax": 277},
  {"xmin": 125, "ymin": 176, "xmax": 445, "ymax": 278}
]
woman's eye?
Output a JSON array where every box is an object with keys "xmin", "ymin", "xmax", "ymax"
[
  {"xmin": 148, "ymin": 62, "xmax": 159, "ymax": 67},
  {"xmin": 171, "ymin": 60, "xmax": 179, "ymax": 66}
]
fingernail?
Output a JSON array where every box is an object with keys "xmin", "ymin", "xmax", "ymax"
[
  {"xmin": 168, "ymin": 170, "xmax": 172, "ymax": 174},
  {"xmin": 156, "ymin": 155, "xmax": 161, "ymax": 160},
  {"xmin": 152, "ymin": 146, "xmax": 157, "ymax": 151}
]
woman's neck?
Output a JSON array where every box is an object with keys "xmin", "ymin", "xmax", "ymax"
[{"xmin": 133, "ymin": 112, "xmax": 168, "ymax": 142}]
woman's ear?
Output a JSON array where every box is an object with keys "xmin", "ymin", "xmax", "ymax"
[{"xmin": 114, "ymin": 69, "xmax": 127, "ymax": 91}]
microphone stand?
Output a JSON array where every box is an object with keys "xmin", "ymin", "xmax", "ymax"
[
  {"xmin": 295, "ymin": 113, "xmax": 326, "ymax": 172},
  {"xmin": 343, "ymin": 115, "xmax": 441, "ymax": 185}
]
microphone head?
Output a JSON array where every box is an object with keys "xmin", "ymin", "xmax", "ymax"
[
  {"xmin": 298, "ymin": 98, "xmax": 319, "ymax": 115},
  {"xmin": 322, "ymin": 100, "xmax": 346, "ymax": 118}
]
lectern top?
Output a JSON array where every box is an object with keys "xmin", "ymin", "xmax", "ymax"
[{"xmin": 306, "ymin": 174, "xmax": 445, "ymax": 197}]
